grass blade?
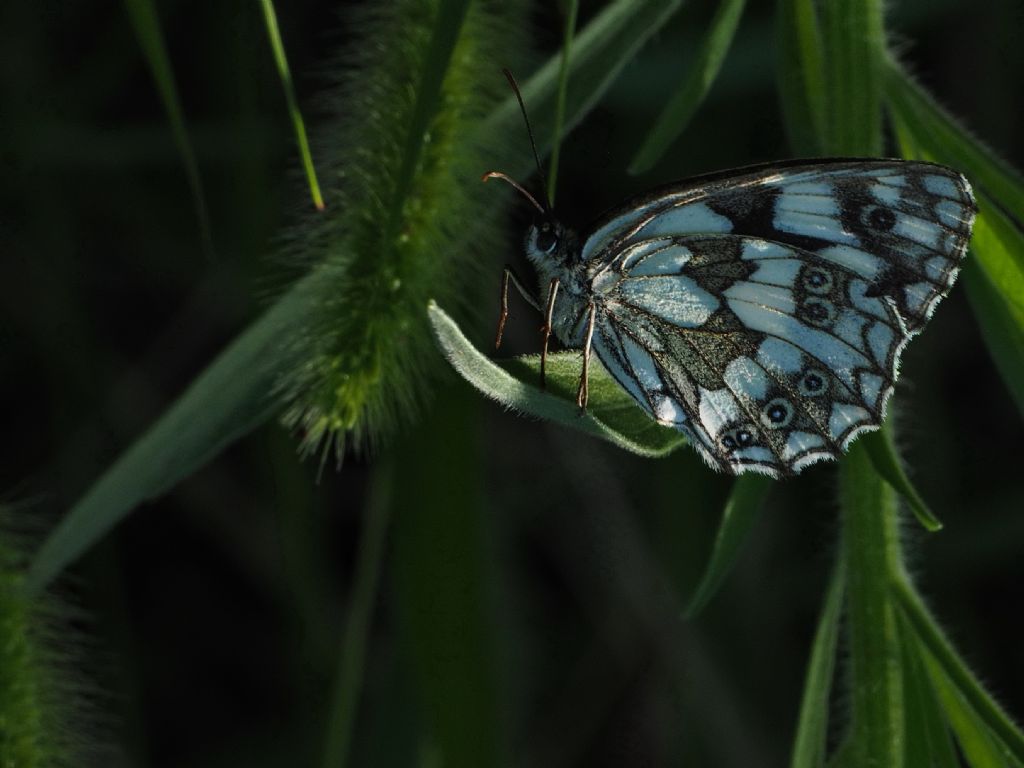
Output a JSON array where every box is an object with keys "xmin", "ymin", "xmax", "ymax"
[
  {"xmin": 895, "ymin": 109, "xmax": 1024, "ymax": 329},
  {"xmin": 629, "ymin": 0, "xmax": 748, "ymax": 174},
  {"xmin": 547, "ymin": 0, "xmax": 579, "ymax": 206},
  {"xmin": 427, "ymin": 302, "xmax": 686, "ymax": 458},
  {"xmin": 484, "ymin": 0, "xmax": 688, "ymax": 169},
  {"xmin": 892, "ymin": 110, "xmax": 1024, "ymax": 420},
  {"xmin": 25, "ymin": 276, "xmax": 317, "ymax": 596},
  {"xmin": 925, "ymin": 651, "xmax": 1014, "ymax": 767},
  {"xmin": 28, "ymin": 0, "xmax": 690, "ymax": 595},
  {"xmin": 898, "ymin": 616, "xmax": 965, "ymax": 768},
  {"xmin": 962, "ymin": 262, "xmax": 1024, "ymax": 419},
  {"xmin": 122, "ymin": 0, "xmax": 214, "ymax": 257},
  {"xmin": 321, "ymin": 460, "xmax": 395, "ymax": 768},
  {"xmin": 819, "ymin": 0, "xmax": 884, "ymax": 155},
  {"xmin": 259, "ymin": 0, "xmax": 324, "ymax": 211},
  {"xmin": 862, "ymin": 428, "xmax": 941, "ymax": 532},
  {"xmin": 971, "ymin": 199, "xmax": 1024, "ymax": 326},
  {"xmin": 683, "ymin": 474, "xmax": 771, "ymax": 618},
  {"xmin": 884, "ymin": 57, "xmax": 1024, "ymax": 220},
  {"xmin": 775, "ymin": 0, "xmax": 827, "ymax": 155},
  {"xmin": 789, "ymin": 558, "xmax": 845, "ymax": 768},
  {"xmin": 892, "ymin": 576, "xmax": 1024, "ymax": 764},
  {"xmin": 391, "ymin": 393, "xmax": 503, "ymax": 768},
  {"xmin": 887, "ymin": 66, "xmax": 1024, "ymax": 324}
]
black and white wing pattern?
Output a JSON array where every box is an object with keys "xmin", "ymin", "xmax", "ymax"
[{"xmin": 583, "ymin": 160, "xmax": 976, "ymax": 476}]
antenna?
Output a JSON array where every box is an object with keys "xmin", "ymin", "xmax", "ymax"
[
  {"xmin": 501, "ymin": 68, "xmax": 552, "ymax": 212},
  {"xmin": 482, "ymin": 171, "xmax": 546, "ymax": 215}
]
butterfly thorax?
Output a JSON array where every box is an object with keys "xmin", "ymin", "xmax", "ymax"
[{"xmin": 524, "ymin": 219, "xmax": 593, "ymax": 345}]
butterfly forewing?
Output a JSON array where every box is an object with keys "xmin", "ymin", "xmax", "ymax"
[
  {"xmin": 583, "ymin": 160, "xmax": 975, "ymax": 332},
  {"xmin": 581, "ymin": 161, "xmax": 976, "ymax": 476}
]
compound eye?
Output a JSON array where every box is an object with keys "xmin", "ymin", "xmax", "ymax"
[{"xmin": 535, "ymin": 224, "xmax": 558, "ymax": 254}]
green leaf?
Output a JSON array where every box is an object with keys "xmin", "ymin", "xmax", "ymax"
[
  {"xmin": 485, "ymin": 0, "xmax": 688, "ymax": 168},
  {"xmin": 547, "ymin": 0, "xmax": 579, "ymax": 206},
  {"xmin": 899, "ymin": 615, "xmax": 960, "ymax": 768},
  {"xmin": 892, "ymin": 576, "xmax": 1024, "ymax": 765},
  {"xmin": 818, "ymin": 0, "xmax": 885, "ymax": 155},
  {"xmin": 789, "ymin": 558, "xmax": 845, "ymax": 768},
  {"xmin": 883, "ymin": 57, "xmax": 1024, "ymax": 220},
  {"xmin": 321, "ymin": 460, "xmax": 395, "ymax": 768},
  {"xmin": 840, "ymin": 442, "xmax": 904, "ymax": 768},
  {"xmin": 122, "ymin": 0, "xmax": 214, "ymax": 257},
  {"xmin": 25, "ymin": 275, "xmax": 317, "ymax": 597},
  {"xmin": 861, "ymin": 428, "xmax": 942, "ymax": 532},
  {"xmin": 28, "ymin": 1, "xmax": 680, "ymax": 593},
  {"xmin": 886, "ymin": 67, "xmax": 1024, "ymax": 326},
  {"xmin": 925, "ymin": 651, "xmax": 1014, "ymax": 768},
  {"xmin": 889, "ymin": 126, "xmax": 1024, "ymax": 333},
  {"xmin": 628, "ymin": 0, "xmax": 748, "ymax": 174},
  {"xmin": 391, "ymin": 393, "xmax": 504, "ymax": 768},
  {"xmin": 259, "ymin": 0, "xmax": 324, "ymax": 211},
  {"xmin": 971, "ymin": 199, "xmax": 1024, "ymax": 328},
  {"xmin": 775, "ymin": 0, "xmax": 827, "ymax": 155},
  {"xmin": 962, "ymin": 261, "xmax": 1024, "ymax": 419},
  {"xmin": 890, "ymin": 96, "xmax": 1024, "ymax": 421},
  {"xmin": 427, "ymin": 302, "xmax": 686, "ymax": 458},
  {"xmin": 683, "ymin": 474, "xmax": 771, "ymax": 618}
]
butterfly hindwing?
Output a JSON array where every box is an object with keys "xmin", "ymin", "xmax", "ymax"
[{"xmin": 588, "ymin": 232, "xmax": 920, "ymax": 476}]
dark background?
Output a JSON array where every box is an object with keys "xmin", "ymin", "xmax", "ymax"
[{"xmin": 1, "ymin": 0, "xmax": 1022, "ymax": 765}]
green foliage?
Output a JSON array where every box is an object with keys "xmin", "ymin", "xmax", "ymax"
[
  {"xmin": 840, "ymin": 443, "xmax": 905, "ymax": 767},
  {"xmin": 683, "ymin": 474, "xmax": 771, "ymax": 617},
  {"xmin": 6, "ymin": 0, "xmax": 1024, "ymax": 765},
  {"xmin": 628, "ymin": 0, "xmax": 748, "ymax": 174},
  {"xmin": 27, "ymin": 0, "xmax": 693, "ymax": 594},
  {"xmin": 26, "ymin": 289, "xmax": 307, "ymax": 595},
  {"xmin": 546, "ymin": 0, "xmax": 579, "ymax": 206},
  {"xmin": 0, "ymin": 510, "xmax": 100, "ymax": 766},
  {"xmin": 885, "ymin": 56, "xmax": 1024, "ymax": 413},
  {"xmin": 275, "ymin": 0, "xmax": 530, "ymax": 458},
  {"xmin": 774, "ymin": 1, "xmax": 1024, "ymax": 765},
  {"xmin": 428, "ymin": 302, "xmax": 686, "ymax": 457},
  {"xmin": 434, "ymin": 0, "xmax": 1024, "ymax": 765},
  {"xmin": 259, "ymin": 0, "xmax": 324, "ymax": 211},
  {"xmin": 862, "ymin": 427, "xmax": 942, "ymax": 531},
  {"xmin": 123, "ymin": 0, "xmax": 214, "ymax": 257},
  {"xmin": 789, "ymin": 559, "xmax": 845, "ymax": 768}
]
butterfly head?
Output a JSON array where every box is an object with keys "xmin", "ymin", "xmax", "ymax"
[{"xmin": 525, "ymin": 216, "xmax": 577, "ymax": 267}]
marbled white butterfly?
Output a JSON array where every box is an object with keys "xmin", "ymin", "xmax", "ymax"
[{"xmin": 487, "ymin": 80, "xmax": 976, "ymax": 478}]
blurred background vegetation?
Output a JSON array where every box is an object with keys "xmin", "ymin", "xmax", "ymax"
[{"xmin": 1, "ymin": 0, "xmax": 1023, "ymax": 765}]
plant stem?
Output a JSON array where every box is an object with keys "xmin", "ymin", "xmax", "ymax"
[
  {"xmin": 840, "ymin": 441, "xmax": 905, "ymax": 767},
  {"xmin": 892, "ymin": 576, "xmax": 1024, "ymax": 764},
  {"xmin": 321, "ymin": 460, "xmax": 394, "ymax": 768}
]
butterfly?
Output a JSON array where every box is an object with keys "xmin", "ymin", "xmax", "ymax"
[
  {"xmin": 486, "ymin": 156, "xmax": 976, "ymax": 478},
  {"xmin": 483, "ymin": 72, "xmax": 976, "ymax": 478}
]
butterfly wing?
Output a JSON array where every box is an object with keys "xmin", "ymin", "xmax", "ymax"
[
  {"xmin": 583, "ymin": 160, "xmax": 976, "ymax": 334},
  {"xmin": 582, "ymin": 161, "xmax": 976, "ymax": 476}
]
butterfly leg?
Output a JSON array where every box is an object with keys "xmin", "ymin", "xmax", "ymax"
[
  {"xmin": 576, "ymin": 302, "xmax": 597, "ymax": 412},
  {"xmin": 496, "ymin": 265, "xmax": 541, "ymax": 350},
  {"xmin": 540, "ymin": 278, "xmax": 560, "ymax": 389}
]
